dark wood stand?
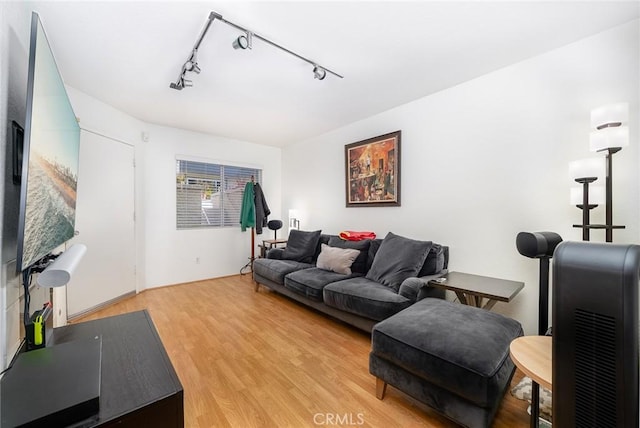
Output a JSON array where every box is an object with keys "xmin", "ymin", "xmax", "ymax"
[
  {"xmin": 428, "ymin": 271, "xmax": 524, "ymax": 310},
  {"xmin": 2, "ymin": 310, "xmax": 184, "ymax": 427}
]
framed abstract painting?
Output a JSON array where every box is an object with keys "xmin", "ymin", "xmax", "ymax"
[{"xmin": 345, "ymin": 130, "xmax": 401, "ymax": 207}]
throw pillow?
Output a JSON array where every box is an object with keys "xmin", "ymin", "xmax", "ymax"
[
  {"xmin": 366, "ymin": 232, "xmax": 432, "ymax": 292},
  {"xmin": 327, "ymin": 237, "xmax": 371, "ymax": 274},
  {"xmin": 282, "ymin": 229, "xmax": 322, "ymax": 263},
  {"xmin": 418, "ymin": 243, "xmax": 445, "ymax": 276},
  {"xmin": 316, "ymin": 244, "xmax": 361, "ymax": 275}
]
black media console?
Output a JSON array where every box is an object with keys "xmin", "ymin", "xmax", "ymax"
[{"xmin": 1, "ymin": 310, "xmax": 184, "ymax": 427}]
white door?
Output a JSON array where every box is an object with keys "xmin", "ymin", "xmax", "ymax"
[{"xmin": 66, "ymin": 130, "xmax": 135, "ymax": 317}]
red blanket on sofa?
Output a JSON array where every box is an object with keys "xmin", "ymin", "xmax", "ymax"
[{"xmin": 339, "ymin": 231, "xmax": 377, "ymax": 241}]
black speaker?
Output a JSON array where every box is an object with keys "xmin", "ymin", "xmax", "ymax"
[
  {"xmin": 516, "ymin": 231, "xmax": 563, "ymax": 334},
  {"xmin": 516, "ymin": 231, "xmax": 563, "ymax": 259},
  {"xmin": 553, "ymin": 241, "xmax": 640, "ymax": 428},
  {"xmin": 267, "ymin": 220, "xmax": 283, "ymax": 240}
]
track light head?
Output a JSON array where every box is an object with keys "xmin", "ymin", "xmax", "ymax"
[
  {"xmin": 184, "ymin": 60, "xmax": 196, "ymax": 73},
  {"xmin": 232, "ymin": 34, "xmax": 250, "ymax": 50},
  {"xmin": 181, "ymin": 78, "xmax": 193, "ymax": 88},
  {"xmin": 313, "ymin": 66, "xmax": 326, "ymax": 80},
  {"xmin": 184, "ymin": 49, "xmax": 201, "ymax": 74}
]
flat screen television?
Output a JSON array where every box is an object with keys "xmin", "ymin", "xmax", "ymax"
[{"xmin": 16, "ymin": 12, "xmax": 81, "ymax": 273}]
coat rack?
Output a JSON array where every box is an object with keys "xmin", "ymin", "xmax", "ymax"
[{"xmin": 240, "ymin": 176, "xmax": 256, "ymax": 275}]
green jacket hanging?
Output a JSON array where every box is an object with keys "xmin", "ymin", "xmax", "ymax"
[{"xmin": 240, "ymin": 182, "xmax": 256, "ymax": 231}]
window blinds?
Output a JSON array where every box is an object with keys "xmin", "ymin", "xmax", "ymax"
[{"xmin": 176, "ymin": 159, "xmax": 261, "ymax": 229}]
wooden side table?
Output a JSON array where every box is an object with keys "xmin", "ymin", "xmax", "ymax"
[
  {"xmin": 259, "ymin": 238, "xmax": 288, "ymax": 257},
  {"xmin": 428, "ymin": 271, "xmax": 524, "ymax": 310},
  {"xmin": 509, "ymin": 336, "xmax": 552, "ymax": 428}
]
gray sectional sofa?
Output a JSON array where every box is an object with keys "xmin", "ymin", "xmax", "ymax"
[{"xmin": 253, "ymin": 230, "xmax": 449, "ymax": 332}]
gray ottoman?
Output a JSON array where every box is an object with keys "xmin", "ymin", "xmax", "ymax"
[{"xmin": 369, "ymin": 298, "xmax": 523, "ymax": 428}]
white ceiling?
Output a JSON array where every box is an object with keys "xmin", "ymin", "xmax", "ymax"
[{"xmin": 28, "ymin": 1, "xmax": 639, "ymax": 147}]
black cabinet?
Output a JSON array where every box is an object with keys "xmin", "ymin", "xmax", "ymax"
[{"xmin": 2, "ymin": 310, "xmax": 183, "ymax": 427}]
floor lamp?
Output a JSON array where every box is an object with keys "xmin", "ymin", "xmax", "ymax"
[
  {"xmin": 589, "ymin": 102, "xmax": 628, "ymax": 242},
  {"xmin": 569, "ymin": 158, "xmax": 605, "ymax": 241}
]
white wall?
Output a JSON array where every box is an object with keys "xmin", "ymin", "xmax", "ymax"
[
  {"xmin": 0, "ymin": 1, "xmax": 32, "ymax": 371},
  {"xmin": 282, "ymin": 20, "xmax": 640, "ymax": 335},
  {"xmin": 65, "ymin": 88, "xmax": 283, "ymax": 290},
  {"xmin": 143, "ymin": 124, "xmax": 281, "ymax": 287}
]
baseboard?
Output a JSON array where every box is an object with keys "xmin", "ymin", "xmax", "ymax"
[{"xmin": 67, "ymin": 291, "xmax": 136, "ymax": 322}]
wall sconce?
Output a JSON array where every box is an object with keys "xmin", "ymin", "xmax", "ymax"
[
  {"xmin": 288, "ymin": 209, "xmax": 300, "ymax": 230},
  {"xmin": 589, "ymin": 102, "xmax": 628, "ymax": 242}
]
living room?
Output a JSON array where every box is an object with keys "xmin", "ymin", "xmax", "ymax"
[{"xmin": 1, "ymin": 1, "xmax": 639, "ymax": 427}]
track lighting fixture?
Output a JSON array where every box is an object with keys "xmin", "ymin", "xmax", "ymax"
[
  {"xmin": 313, "ymin": 66, "xmax": 326, "ymax": 80},
  {"xmin": 184, "ymin": 49, "xmax": 201, "ymax": 73},
  {"xmin": 232, "ymin": 32, "xmax": 252, "ymax": 50},
  {"xmin": 170, "ymin": 11, "xmax": 343, "ymax": 90}
]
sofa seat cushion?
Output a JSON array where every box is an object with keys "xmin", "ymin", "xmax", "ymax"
[
  {"xmin": 253, "ymin": 258, "xmax": 312, "ymax": 285},
  {"xmin": 323, "ymin": 277, "xmax": 412, "ymax": 321},
  {"xmin": 371, "ymin": 298, "xmax": 523, "ymax": 407},
  {"xmin": 284, "ymin": 268, "xmax": 362, "ymax": 302}
]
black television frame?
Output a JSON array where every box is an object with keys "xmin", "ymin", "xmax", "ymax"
[{"xmin": 16, "ymin": 11, "xmax": 81, "ymax": 274}]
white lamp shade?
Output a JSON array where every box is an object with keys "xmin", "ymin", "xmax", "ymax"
[
  {"xmin": 591, "ymin": 102, "xmax": 628, "ymax": 129},
  {"xmin": 37, "ymin": 244, "xmax": 87, "ymax": 288},
  {"xmin": 589, "ymin": 126, "xmax": 629, "ymax": 152},
  {"xmin": 570, "ymin": 185, "xmax": 605, "ymax": 205},
  {"xmin": 568, "ymin": 158, "xmax": 604, "ymax": 181},
  {"xmin": 288, "ymin": 209, "xmax": 300, "ymax": 229}
]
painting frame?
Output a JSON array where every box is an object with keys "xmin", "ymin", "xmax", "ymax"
[{"xmin": 345, "ymin": 130, "xmax": 401, "ymax": 207}]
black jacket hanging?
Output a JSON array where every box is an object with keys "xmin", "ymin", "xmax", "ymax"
[{"xmin": 253, "ymin": 183, "xmax": 270, "ymax": 234}]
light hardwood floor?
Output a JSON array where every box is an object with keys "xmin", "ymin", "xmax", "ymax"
[{"xmin": 76, "ymin": 274, "xmax": 531, "ymax": 427}]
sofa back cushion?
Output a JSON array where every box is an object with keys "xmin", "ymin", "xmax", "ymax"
[
  {"xmin": 367, "ymin": 239, "xmax": 384, "ymax": 271},
  {"xmin": 418, "ymin": 243, "xmax": 446, "ymax": 276},
  {"xmin": 368, "ymin": 239, "xmax": 448, "ymax": 276},
  {"xmin": 327, "ymin": 236, "xmax": 371, "ymax": 274},
  {"xmin": 366, "ymin": 232, "xmax": 432, "ymax": 292},
  {"xmin": 283, "ymin": 230, "xmax": 322, "ymax": 263}
]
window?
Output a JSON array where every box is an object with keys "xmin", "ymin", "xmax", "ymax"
[{"xmin": 176, "ymin": 159, "xmax": 261, "ymax": 229}]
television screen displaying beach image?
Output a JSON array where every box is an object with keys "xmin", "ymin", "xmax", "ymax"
[{"xmin": 17, "ymin": 13, "xmax": 80, "ymax": 271}]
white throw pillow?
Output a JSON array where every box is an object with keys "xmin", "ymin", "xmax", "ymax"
[{"xmin": 316, "ymin": 244, "xmax": 360, "ymax": 275}]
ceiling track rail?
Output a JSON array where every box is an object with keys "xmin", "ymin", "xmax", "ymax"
[{"xmin": 170, "ymin": 11, "xmax": 343, "ymax": 90}]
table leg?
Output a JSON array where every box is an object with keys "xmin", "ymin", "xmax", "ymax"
[
  {"xmin": 455, "ymin": 291, "xmax": 468, "ymax": 305},
  {"xmin": 530, "ymin": 380, "xmax": 539, "ymax": 428},
  {"xmin": 482, "ymin": 299, "xmax": 498, "ymax": 311}
]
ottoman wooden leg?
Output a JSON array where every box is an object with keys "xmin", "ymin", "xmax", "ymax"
[
  {"xmin": 254, "ymin": 281, "xmax": 260, "ymax": 292},
  {"xmin": 376, "ymin": 378, "xmax": 387, "ymax": 399}
]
